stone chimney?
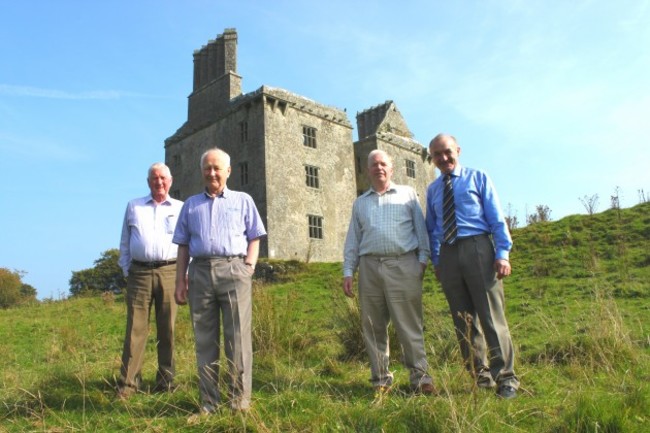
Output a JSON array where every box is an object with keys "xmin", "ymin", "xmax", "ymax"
[{"xmin": 188, "ymin": 28, "xmax": 242, "ymax": 126}]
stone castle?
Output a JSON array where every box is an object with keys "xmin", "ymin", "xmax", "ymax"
[{"xmin": 165, "ymin": 28, "xmax": 435, "ymax": 262}]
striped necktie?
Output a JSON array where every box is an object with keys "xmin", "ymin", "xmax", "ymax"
[{"xmin": 443, "ymin": 174, "xmax": 457, "ymax": 244}]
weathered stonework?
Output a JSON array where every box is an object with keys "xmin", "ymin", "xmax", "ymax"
[{"xmin": 165, "ymin": 28, "xmax": 435, "ymax": 262}]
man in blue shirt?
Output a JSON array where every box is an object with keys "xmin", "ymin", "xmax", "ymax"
[
  {"xmin": 425, "ymin": 133, "xmax": 519, "ymax": 399},
  {"xmin": 173, "ymin": 148, "xmax": 266, "ymax": 413}
]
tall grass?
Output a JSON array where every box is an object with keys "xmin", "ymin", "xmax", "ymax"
[{"xmin": 1, "ymin": 203, "xmax": 649, "ymax": 432}]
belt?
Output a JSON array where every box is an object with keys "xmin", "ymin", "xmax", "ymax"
[
  {"xmin": 444, "ymin": 233, "xmax": 490, "ymax": 245},
  {"xmin": 193, "ymin": 256, "xmax": 244, "ymax": 263},
  {"xmin": 132, "ymin": 260, "xmax": 177, "ymax": 268},
  {"xmin": 363, "ymin": 250, "xmax": 416, "ymax": 260}
]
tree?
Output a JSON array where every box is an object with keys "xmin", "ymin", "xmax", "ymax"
[
  {"xmin": 69, "ymin": 249, "xmax": 126, "ymax": 296},
  {"xmin": 579, "ymin": 194, "xmax": 599, "ymax": 215},
  {"xmin": 20, "ymin": 283, "xmax": 37, "ymax": 301},
  {"xmin": 504, "ymin": 202, "xmax": 519, "ymax": 231},
  {"xmin": 526, "ymin": 204, "xmax": 552, "ymax": 225},
  {"xmin": 0, "ymin": 268, "xmax": 24, "ymax": 308},
  {"xmin": 610, "ymin": 186, "xmax": 622, "ymax": 210}
]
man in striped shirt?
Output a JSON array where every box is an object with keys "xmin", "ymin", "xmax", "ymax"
[
  {"xmin": 343, "ymin": 149, "xmax": 435, "ymax": 395},
  {"xmin": 173, "ymin": 148, "xmax": 266, "ymax": 414}
]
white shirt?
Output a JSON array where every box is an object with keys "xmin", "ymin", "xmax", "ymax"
[{"xmin": 118, "ymin": 194, "xmax": 184, "ymax": 276}]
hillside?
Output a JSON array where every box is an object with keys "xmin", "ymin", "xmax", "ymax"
[{"xmin": 1, "ymin": 202, "xmax": 648, "ymax": 432}]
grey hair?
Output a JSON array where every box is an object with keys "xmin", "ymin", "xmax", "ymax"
[
  {"xmin": 429, "ymin": 133, "xmax": 458, "ymax": 148},
  {"xmin": 200, "ymin": 148, "xmax": 231, "ymax": 169},
  {"xmin": 148, "ymin": 162, "xmax": 171, "ymax": 179},
  {"xmin": 367, "ymin": 149, "xmax": 393, "ymax": 167}
]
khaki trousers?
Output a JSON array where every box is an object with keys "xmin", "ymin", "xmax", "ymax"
[
  {"xmin": 439, "ymin": 234, "xmax": 519, "ymax": 388},
  {"xmin": 119, "ymin": 263, "xmax": 177, "ymax": 390},
  {"xmin": 188, "ymin": 257, "xmax": 253, "ymax": 410},
  {"xmin": 358, "ymin": 251, "xmax": 432, "ymax": 387}
]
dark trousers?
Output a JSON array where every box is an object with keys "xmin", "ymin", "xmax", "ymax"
[{"xmin": 439, "ymin": 235, "xmax": 519, "ymax": 388}]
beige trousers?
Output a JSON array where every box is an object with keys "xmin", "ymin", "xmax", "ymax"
[
  {"xmin": 119, "ymin": 263, "xmax": 177, "ymax": 391},
  {"xmin": 188, "ymin": 256, "xmax": 254, "ymax": 410},
  {"xmin": 358, "ymin": 251, "xmax": 432, "ymax": 387}
]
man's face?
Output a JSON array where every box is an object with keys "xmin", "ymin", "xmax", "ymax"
[
  {"xmin": 368, "ymin": 152, "xmax": 393, "ymax": 185},
  {"xmin": 202, "ymin": 151, "xmax": 231, "ymax": 194},
  {"xmin": 147, "ymin": 168, "xmax": 172, "ymax": 199},
  {"xmin": 430, "ymin": 136, "xmax": 461, "ymax": 175}
]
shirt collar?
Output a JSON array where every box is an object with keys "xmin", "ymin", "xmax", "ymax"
[
  {"xmin": 146, "ymin": 194, "xmax": 172, "ymax": 205},
  {"xmin": 446, "ymin": 164, "xmax": 462, "ymax": 178},
  {"xmin": 365, "ymin": 181, "xmax": 397, "ymax": 196},
  {"xmin": 203, "ymin": 186, "xmax": 229, "ymax": 199}
]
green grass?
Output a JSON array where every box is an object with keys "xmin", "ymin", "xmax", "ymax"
[{"xmin": 1, "ymin": 203, "xmax": 649, "ymax": 432}]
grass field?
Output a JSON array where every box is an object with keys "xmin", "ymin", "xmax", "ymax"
[{"xmin": 1, "ymin": 203, "xmax": 648, "ymax": 432}]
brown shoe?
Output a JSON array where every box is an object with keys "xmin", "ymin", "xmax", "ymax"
[
  {"xmin": 413, "ymin": 382, "xmax": 437, "ymax": 395},
  {"xmin": 373, "ymin": 385, "xmax": 392, "ymax": 396},
  {"xmin": 116, "ymin": 386, "xmax": 137, "ymax": 400}
]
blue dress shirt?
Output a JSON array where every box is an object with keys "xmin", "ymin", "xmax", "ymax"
[
  {"xmin": 172, "ymin": 187, "xmax": 267, "ymax": 258},
  {"xmin": 425, "ymin": 165, "xmax": 512, "ymax": 266}
]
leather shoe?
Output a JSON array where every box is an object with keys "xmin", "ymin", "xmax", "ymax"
[
  {"xmin": 413, "ymin": 382, "xmax": 437, "ymax": 395},
  {"xmin": 477, "ymin": 374, "xmax": 496, "ymax": 389},
  {"xmin": 373, "ymin": 385, "xmax": 391, "ymax": 395},
  {"xmin": 151, "ymin": 382, "xmax": 178, "ymax": 393},
  {"xmin": 116, "ymin": 386, "xmax": 137, "ymax": 400},
  {"xmin": 497, "ymin": 385, "xmax": 517, "ymax": 399}
]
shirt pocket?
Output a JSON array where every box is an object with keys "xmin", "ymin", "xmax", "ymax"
[
  {"xmin": 165, "ymin": 214, "xmax": 178, "ymax": 234},
  {"xmin": 459, "ymin": 192, "xmax": 482, "ymax": 218}
]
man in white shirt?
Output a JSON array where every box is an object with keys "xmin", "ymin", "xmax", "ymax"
[
  {"xmin": 116, "ymin": 162, "xmax": 184, "ymax": 399},
  {"xmin": 343, "ymin": 150, "xmax": 435, "ymax": 395}
]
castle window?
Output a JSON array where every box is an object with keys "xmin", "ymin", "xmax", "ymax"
[
  {"xmin": 239, "ymin": 162, "xmax": 249, "ymax": 186},
  {"xmin": 172, "ymin": 154, "xmax": 182, "ymax": 169},
  {"xmin": 305, "ymin": 165, "xmax": 320, "ymax": 189},
  {"xmin": 405, "ymin": 159, "xmax": 416, "ymax": 178},
  {"xmin": 171, "ymin": 189, "xmax": 181, "ymax": 199},
  {"xmin": 240, "ymin": 121, "xmax": 248, "ymax": 142},
  {"xmin": 303, "ymin": 126, "xmax": 317, "ymax": 148},
  {"xmin": 355, "ymin": 156, "xmax": 361, "ymax": 174},
  {"xmin": 308, "ymin": 215, "xmax": 323, "ymax": 239}
]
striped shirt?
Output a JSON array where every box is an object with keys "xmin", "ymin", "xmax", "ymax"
[
  {"xmin": 118, "ymin": 194, "xmax": 184, "ymax": 276},
  {"xmin": 172, "ymin": 187, "xmax": 266, "ymax": 258},
  {"xmin": 343, "ymin": 183, "xmax": 430, "ymax": 277}
]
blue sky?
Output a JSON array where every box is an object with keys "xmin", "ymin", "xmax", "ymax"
[{"xmin": 1, "ymin": 0, "xmax": 648, "ymax": 299}]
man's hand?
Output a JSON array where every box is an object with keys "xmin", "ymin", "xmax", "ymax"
[
  {"xmin": 494, "ymin": 259, "xmax": 511, "ymax": 280},
  {"xmin": 175, "ymin": 275, "xmax": 188, "ymax": 305},
  {"xmin": 343, "ymin": 276, "xmax": 355, "ymax": 298}
]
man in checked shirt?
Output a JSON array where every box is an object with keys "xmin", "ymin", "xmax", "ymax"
[{"xmin": 342, "ymin": 149, "xmax": 436, "ymax": 396}]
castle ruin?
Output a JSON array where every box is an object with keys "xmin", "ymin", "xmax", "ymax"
[{"xmin": 165, "ymin": 28, "xmax": 435, "ymax": 262}]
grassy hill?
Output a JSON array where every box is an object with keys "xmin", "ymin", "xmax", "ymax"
[{"xmin": 1, "ymin": 202, "xmax": 648, "ymax": 432}]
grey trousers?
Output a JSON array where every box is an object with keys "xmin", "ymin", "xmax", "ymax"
[
  {"xmin": 358, "ymin": 251, "xmax": 432, "ymax": 388},
  {"xmin": 439, "ymin": 234, "xmax": 519, "ymax": 388},
  {"xmin": 119, "ymin": 263, "xmax": 177, "ymax": 390},
  {"xmin": 188, "ymin": 257, "xmax": 253, "ymax": 410}
]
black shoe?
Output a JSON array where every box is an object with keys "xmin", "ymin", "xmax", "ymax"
[
  {"xmin": 477, "ymin": 374, "xmax": 496, "ymax": 389},
  {"xmin": 497, "ymin": 385, "xmax": 517, "ymax": 399},
  {"xmin": 151, "ymin": 382, "xmax": 178, "ymax": 393}
]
